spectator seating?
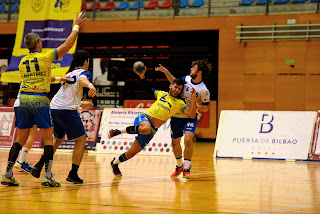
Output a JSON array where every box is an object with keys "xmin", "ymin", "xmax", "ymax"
[
  {"xmin": 180, "ymin": 0, "xmax": 190, "ymax": 8},
  {"xmin": 115, "ymin": 1, "xmax": 130, "ymax": 10},
  {"xmin": 273, "ymin": 0, "xmax": 289, "ymax": 4},
  {"xmin": 256, "ymin": 0, "xmax": 272, "ymax": 5},
  {"xmin": 238, "ymin": 0, "xmax": 254, "ymax": 6},
  {"xmin": 0, "ymin": 5, "xmax": 7, "ymax": 13},
  {"xmin": 87, "ymin": 2, "xmax": 101, "ymax": 11},
  {"xmin": 9, "ymin": 4, "xmax": 18, "ymax": 12},
  {"xmin": 129, "ymin": 1, "xmax": 144, "ymax": 9},
  {"xmin": 159, "ymin": 0, "xmax": 172, "ymax": 8},
  {"xmin": 190, "ymin": 0, "xmax": 204, "ymax": 7},
  {"xmin": 101, "ymin": 2, "xmax": 115, "ymax": 10},
  {"xmin": 81, "ymin": 2, "xmax": 87, "ymax": 10},
  {"xmin": 292, "ymin": 0, "xmax": 306, "ymax": 3},
  {"xmin": 144, "ymin": 0, "xmax": 159, "ymax": 9}
]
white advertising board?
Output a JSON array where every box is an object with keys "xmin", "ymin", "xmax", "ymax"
[
  {"xmin": 214, "ymin": 110, "xmax": 317, "ymax": 160},
  {"xmin": 98, "ymin": 108, "xmax": 174, "ymax": 155}
]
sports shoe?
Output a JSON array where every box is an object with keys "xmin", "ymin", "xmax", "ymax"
[
  {"xmin": 108, "ymin": 129, "xmax": 121, "ymax": 139},
  {"xmin": 66, "ymin": 172, "xmax": 83, "ymax": 184},
  {"xmin": 14, "ymin": 161, "xmax": 33, "ymax": 174},
  {"xmin": 41, "ymin": 175, "xmax": 61, "ymax": 187},
  {"xmin": 170, "ymin": 165, "xmax": 184, "ymax": 178},
  {"xmin": 183, "ymin": 169, "xmax": 191, "ymax": 179},
  {"xmin": 110, "ymin": 158, "xmax": 122, "ymax": 177},
  {"xmin": 1, "ymin": 175, "xmax": 20, "ymax": 186},
  {"xmin": 31, "ymin": 167, "xmax": 41, "ymax": 178}
]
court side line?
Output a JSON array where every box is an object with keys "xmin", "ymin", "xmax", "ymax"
[{"xmin": 245, "ymin": 202, "xmax": 320, "ymax": 214}]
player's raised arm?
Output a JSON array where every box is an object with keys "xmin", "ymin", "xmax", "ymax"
[
  {"xmin": 155, "ymin": 64, "xmax": 176, "ymax": 83},
  {"xmin": 183, "ymin": 88, "xmax": 197, "ymax": 119},
  {"xmin": 56, "ymin": 11, "xmax": 87, "ymax": 59}
]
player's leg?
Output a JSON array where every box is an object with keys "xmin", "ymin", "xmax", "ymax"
[
  {"xmin": 15, "ymin": 126, "xmax": 37, "ymax": 173},
  {"xmin": 182, "ymin": 117, "xmax": 197, "ymax": 179},
  {"xmin": 111, "ymin": 139, "xmax": 143, "ymax": 177},
  {"xmin": 66, "ymin": 134, "xmax": 86, "ymax": 184},
  {"xmin": 182, "ymin": 131, "xmax": 194, "ymax": 179},
  {"xmin": 170, "ymin": 117, "xmax": 185, "ymax": 178},
  {"xmin": 1, "ymin": 128, "xmax": 29, "ymax": 186}
]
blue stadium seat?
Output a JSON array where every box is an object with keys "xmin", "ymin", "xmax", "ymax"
[
  {"xmin": 115, "ymin": 1, "xmax": 129, "ymax": 10},
  {"xmin": 292, "ymin": 0, "xmax": 306, "ymax": 2},
  {"xmin": 256, "ymin": 0, "xmax": 272, "ymax": 5},
  {"xmin": 180, "ymin": 0, "xmax": 190, "ymax": 8},
  {"xmin": 0, "ymin": 5, "xmax": 7, "ymax": 12},
  {"xmin": 190, "ymin": 0, "xmax": 204, "ymax": 7},
  {"xmin": 0, "ymin": 0, "xmax": 8, "ymax": 4},
  {"xmin": 11, "ymin": 0, "xmax": 20, "ymax": 3},
  {"xmin": 310, "ymin": 0, "xmax": 318, "ymax": 2},
  {"xmin": 273, "ymin": 0, "xmax": 289, "ymax": 4},
  {"xmin": 238, "ymin": 0, "xmax": 255, "ymax": 6},
  {"xmin": 9, "ymin": 4, "xmax": 18, "ymax": 12},
  {"xmin": 129, "ymin": 1, "xmax": 144, "ymax": 9}
]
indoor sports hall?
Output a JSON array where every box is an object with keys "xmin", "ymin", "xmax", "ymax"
[{"xmin": 1, "ymin": 0, "xmax": 320, "ymax": 213}]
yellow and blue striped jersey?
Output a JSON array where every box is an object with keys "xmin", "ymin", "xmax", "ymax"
[
  {"xmin": 144, "ymin": 90, "xmax": 188, "ymax": 121},
  {"xmin": 19, "ymin": 50, "xmax": 58, "ymax": 93}
]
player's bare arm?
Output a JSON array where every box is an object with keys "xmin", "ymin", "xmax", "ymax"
[
  {"xmin": 155, "ymin": 64, "xmax": 176, "ymax": 83},
  {"xmin": 183, "ymin": 88, "xmax": 197, "ymax": 119},
  {"xmin": 56, "ymin": 11, "xmax": 87, "ymax": 59},
  {"xmin": 79, "ymin": 77, "xmax": 98, "ymax": 98}
]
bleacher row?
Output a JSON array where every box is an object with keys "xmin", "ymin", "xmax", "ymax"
[
  {"xmin": 82, "ymin": 0, "xmax": 204, "ymax": 10},
  {"xmin": 239, "ymin": 0, "xmax": 319, "ymax": 6}
]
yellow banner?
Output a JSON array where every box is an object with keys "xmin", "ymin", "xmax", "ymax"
[{"xmin": 1, "ymin": 0, "xmax": 81, "ymax": 83}]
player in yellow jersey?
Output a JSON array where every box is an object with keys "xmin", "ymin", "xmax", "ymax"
[
  {"xmin": 109, "ymin": 68, "xmax": 197, "ymax": 177},
  {"xmin": 1, "ymin": 11, "xmax": 87, "ymax": 187}
]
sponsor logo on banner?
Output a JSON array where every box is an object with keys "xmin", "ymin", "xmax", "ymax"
[
  {"xmin": 215, "ymin": 110, "xmax": 316, "ymax": 160},
  {"xmin": 124, "ymin": 100, "xmax": 209, "ymax": 128}
]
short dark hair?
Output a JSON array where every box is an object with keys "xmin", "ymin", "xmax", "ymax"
[
  {"xmin": 73, "ymin": 50, "xmax": 90, "ymax": 67},
  {"xmin": 24, "ymin": 33, "xmax": 40, "ymax": 51},
  {"xmin": 172, "ymin": 78, "xmax": 185, "ymax": 86},
  {"xmin": 191, "ymin": 59, "xmax": 212, "ymax": 80}
]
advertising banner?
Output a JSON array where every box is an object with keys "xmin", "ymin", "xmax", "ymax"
[
  {"xmin": 214, "ymin": 110, "xmax": 316, "ymax": 160},
  {"xmin": 98, "ymin": 108, "xmax": 174, "ymax": 155},
  {"xmin": 1, "ymin": 0, "xmax": 81, "ymax": 83}
]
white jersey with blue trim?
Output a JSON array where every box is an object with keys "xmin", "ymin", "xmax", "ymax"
[
  {"xmin": 174, "ymin": 75, "xmax": 210, "ymax": 118},
  {"xmin": 50, "ymin": 68, "xmax": 92, "ymax": 110}
]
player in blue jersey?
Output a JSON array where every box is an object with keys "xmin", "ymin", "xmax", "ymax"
[
  {"xmin": 1, "ymin": 12, "xmax": 87, "ymax": 187},
  {"xmin": 156, "ymin": 59, "xmax": 212, "ymax": 179},
  {"xmin": 31, "ymin": 50, "xmax": 98, "ymax": 184}
]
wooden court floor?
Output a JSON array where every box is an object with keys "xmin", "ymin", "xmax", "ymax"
[{"xmin": 1, "ymin": 142, "xmax": 320, "ymax": 213}]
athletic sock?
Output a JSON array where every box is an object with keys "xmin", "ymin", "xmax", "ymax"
[
  {"xmin": 18, "ymin": 147, "xmax": 30, "ymax": 163},
  {"xmin": 125, "ymin": 126, "xmax": 139, "ymax": 134},
  {"xmin": 113, "ymin": 153, "xmax": 128, "ymax": 165},
  {"xmin": 5, "ymin": 142, "xmax": 22, "ymax": 178},
  {"xmin": 43, "ymin": 145, "xmax": 54, "ymax": 178},
  {"xmin": 184, "ymin": 159, "xmax": 191, "ymax": 170},
  {"xmin": 34, "ymin": 155, "xmax": 45, "ymax": 170},
  {"xmin": 176, "ymin": 156, "xmax": 183, "ymax": 168},
  {"xmin": 70, "ymin": 164, "xmax": 79, "ymax": 176}
]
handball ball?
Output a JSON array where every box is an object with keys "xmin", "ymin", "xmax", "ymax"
[{"xmin": 133, "ymin": 61, "xmax": 145, "ymax": 73}]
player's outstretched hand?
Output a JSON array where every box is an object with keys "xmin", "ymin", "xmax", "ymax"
[
  {"xmin": 155, "ymin": 64, "xmax": 169, "ymax": 73},
  {"xmin": 134, "ymin": 66, "xmax": 147, "ymax": 79},
  {"xmin": 88, "ymin": 84, "xmax": 98, "ymax": 98},
  {"xmin": 191, "ymin": 87, "xmax": 196, "ymax": 101},
  {"xmin": 75, "ymin": 11, "xmax": 87, "ymax": 27}
]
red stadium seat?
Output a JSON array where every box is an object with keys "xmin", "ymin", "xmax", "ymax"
[
  {"xmin": 159, "ymin": 0, "xmax": 172, "ymax": 8},
  {"xmin": 81, "ymin": 2, "xmax": 87, "ymax": 11},
  {"xmin": 87, "ymin": 2, "xmax": 101, "ymax": 11},
  {"xmin": 101, "ymin": 2, "xmax": 115, "ymax": 10},
  {"xmin": 144, "ymin": 0, "xmax": 159, "ymax": 9}
]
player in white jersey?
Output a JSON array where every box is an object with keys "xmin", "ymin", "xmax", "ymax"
[
  {"xmin": 31, "ymin": 50, "xmax": 98, "ymax": 184},
  {"xmin": 156, "ymin": 59, "xmax": 212, "ymax": 179}
]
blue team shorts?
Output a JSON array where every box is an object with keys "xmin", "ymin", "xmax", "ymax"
[
  {"xmin": 51, "ymin": 109, "xmax": 85, "ymax": 140},
  {"xmin": 170, "ymin": 116, "xmax": 197, "ymax": 139},
  {"xmin": 14, "ymin": 107, "xmax": 37, "ymax": 127},
  {"xmin": 134, "ymin": 113, "xmax": 158, "ymax": 149},
  {"xmin": 17, "ymin": 92, "xmax": 53, "ymax": 129}
]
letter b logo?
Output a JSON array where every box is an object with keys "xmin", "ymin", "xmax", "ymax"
[{"xmin": 259, "ymin": 114, "xmax": 274, "ymax": 133}]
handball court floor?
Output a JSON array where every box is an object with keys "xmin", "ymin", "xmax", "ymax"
[{"xmin": 1, "ymin": 142, "xmax": 320, "ymax": 213}]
